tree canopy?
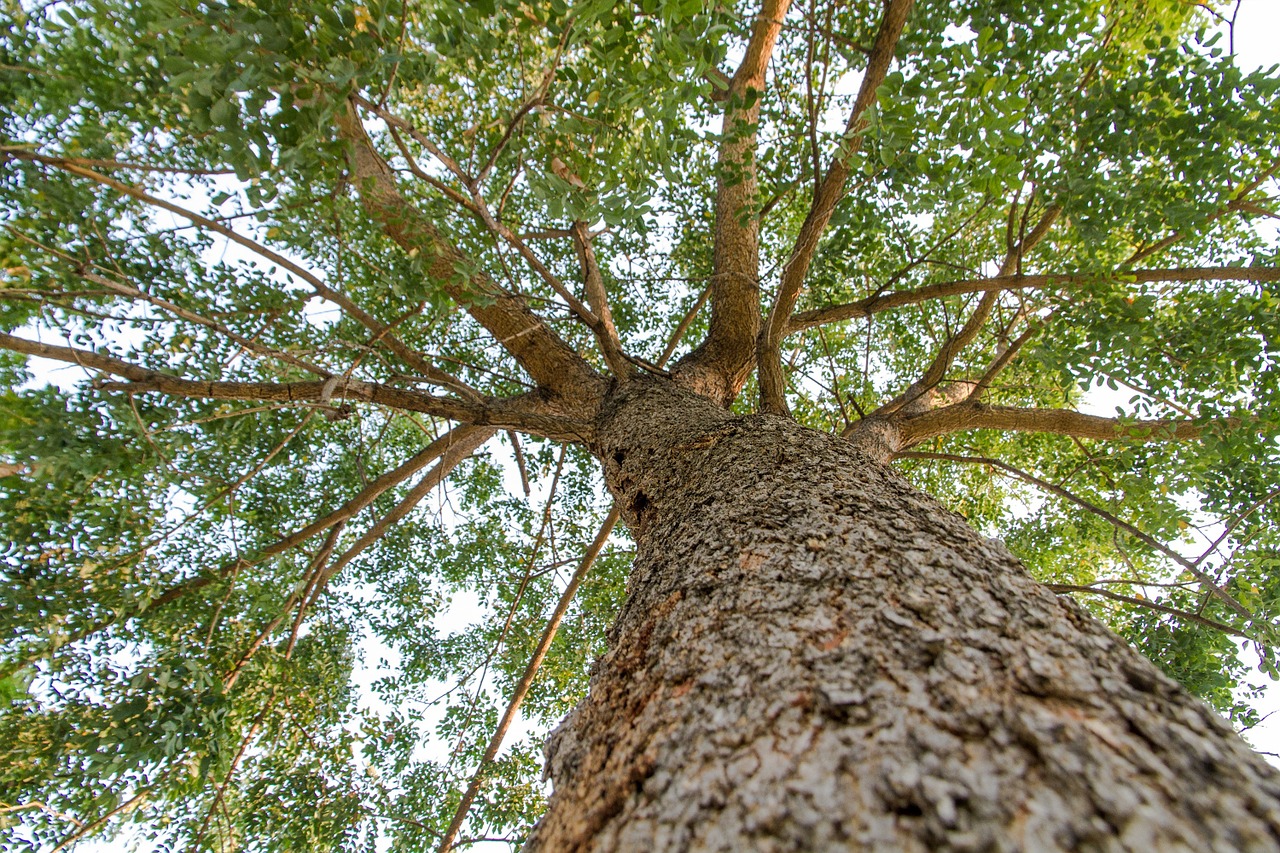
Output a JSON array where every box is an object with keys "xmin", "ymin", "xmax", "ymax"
[{"xmin": 1, "ymin": 0, "xmax": 1279, "ymax": 849}]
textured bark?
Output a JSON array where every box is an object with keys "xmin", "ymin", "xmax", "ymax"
[{"xmin": 527, "ymin": 379, "xmax": 1280, "ymax": 852}]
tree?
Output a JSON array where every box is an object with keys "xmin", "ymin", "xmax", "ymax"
[{"xmin": 2, "ymin": 0, "xmax": 1280, "ymax": 848}]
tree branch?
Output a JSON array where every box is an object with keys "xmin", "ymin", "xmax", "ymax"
[
  {"xmin": 875, "ymin": 203, "xmax": 1060, "ymax": 417},
  {"xmin": 7, "ymin": 227, "xmax": 333, "ymax": 378},
  {"xmin": 335, "ymin": 102, "xmax": 602, "ymax": 401},
  {"xmin": 302, "ymin": 426, "xmax": 494, "ymax": 609},
  {"xmin": 79, "ymin": 268, "xmax": 331, "ymax": 378},
  {"xmin": 387, "ymin": 125, "xmax": 485, "ymax": 217},
  {"xmin": 348, "ymin": 94, "xmax": 606, "ymax": 338},
  {"xmin": 570, "ymin": 221, "xmax": 630, "ymax": 376},
  {"xmin": 437, "ymin": 503, "xmax": 621, "ymax": 853},
  {"xmin": 1126, "ymin": 157, "xmax": 1280, "ymax": 265},
  {"xmin": 474, "ymin": 25, "xmax": 571, "ymax": 186},
  {"xmin": 49, "ymin": 786, "xmax": 152, "ymax": 853},
  {"xmin": 0, "ymin": 147, "xmax": 234, "ymax": 176},
  {"xmin": 897, "ymin": 402, "xmax": 1239, "ymax": 446},
  {"xmin": 963, "ymin": 317, "xmax": 1043, "ymax": 402},
  {"xmin": 8, "ymin": 149, "xmax": 465, "ymax": 394},
  {"xmin": 222, "ymin": 427, "xmax": 492, "ymax": 690},
  {"xmin": 788, "ymin": 265, "xmax": 1280, "ymax": 332},
  {"xmin": 757, "ymin": 0, "xmax": 914, "ymax": 414},
  {"xmin": 673, "ymin": 0, "xmax": 792, "ymax": 403},
  {"xmin": 0, "ymin": 425, "xmax": 487, "ymax": 682},
  {"xmin": 356, "ymin": 97, "xmax": 606, "ymax": 337},
  {"xmin": 192, "ymin": 696, "xmax": 275, "ymax": 847},
  {"xmin": 658, "ymin": 285, "xmax": 712, "ymax": 369},
  {"xmin": 0, "ymin": 332, "xmax": 583, "ymax": 438},
  {"xmin": 896, "ymin": 450, "xmax": 1254, "ymax": 621},
  {"xmin": 1043, "ymin": 584, "xmax": 1251, "ymax": 639}
]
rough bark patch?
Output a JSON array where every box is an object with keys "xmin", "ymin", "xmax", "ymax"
[{"xmin": 528, "ymin": 379, "xmax": 1280, "ymax": 853}]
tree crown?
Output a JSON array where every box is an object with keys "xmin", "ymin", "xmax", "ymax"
[{"xmin": 1, "ymin": 0, "xmax": 1279, "ymax": 848}]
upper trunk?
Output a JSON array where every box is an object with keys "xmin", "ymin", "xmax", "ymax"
[{"xmin": 526, "ymin": 379, "xmax": 1280, "ymax": 852}]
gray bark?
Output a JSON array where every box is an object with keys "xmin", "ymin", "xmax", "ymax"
[{"xmin": 526, "ymin": 379, "xmax": 1280, "ymax": 852}]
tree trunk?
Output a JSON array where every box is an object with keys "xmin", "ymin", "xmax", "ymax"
[{"xmin": 526, "ymin": 379, "xmax": 1280, "ymax": 852}]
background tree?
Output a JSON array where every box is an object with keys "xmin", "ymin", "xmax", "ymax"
[{"xmin": 1, "ymin": 0, "xmax": 1279, "ymax": 849}]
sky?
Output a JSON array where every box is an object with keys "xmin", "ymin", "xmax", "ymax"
[{"xmin": 27, "ymin": 0, "xmax": 1280, "ymax": 849}]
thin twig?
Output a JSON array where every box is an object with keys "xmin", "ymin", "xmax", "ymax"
[
  {"xmin": 1044, "ymin": 583, "xmax": 1250, "ymax": 637},
  {"xmin": 897, "ymin": 451, "xmax": 1255, "ymax": 622},
  {"xmin": 436, "ymin": 504, "xmax": 621, "ymax": 853}
]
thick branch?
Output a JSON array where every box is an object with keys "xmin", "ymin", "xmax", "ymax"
[
  {"xmin": 9, "ymin": 150, "xmax": 466, "ymax": 395},
  {"xmin": 336, "ymin": 102, "xmax": 601, "ymax": 403},
  {"xmin": 364, "ymin": 97, "xmax": 608, "ymax": 336},
  {"xmin": 898, "ymin": 402, "xmax": 1238, "ymax": 446},
  {"xmin": 758, "ymin": 0, "xmax": 914, "ymax": 414},
  {"xmin": 896, "ymin": 289, "xmax": 998, "ymax": 409},
  {"xmin": 788, "ymin": 265, "xmax": 1280, "ymax": 332},
  {"xmin": 674, "ymin": 0, "xmax": 792, "ymax": 403},
  {"xmin": 0, "ymin": 333, "xmax": 583, "ymax": 438}
]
